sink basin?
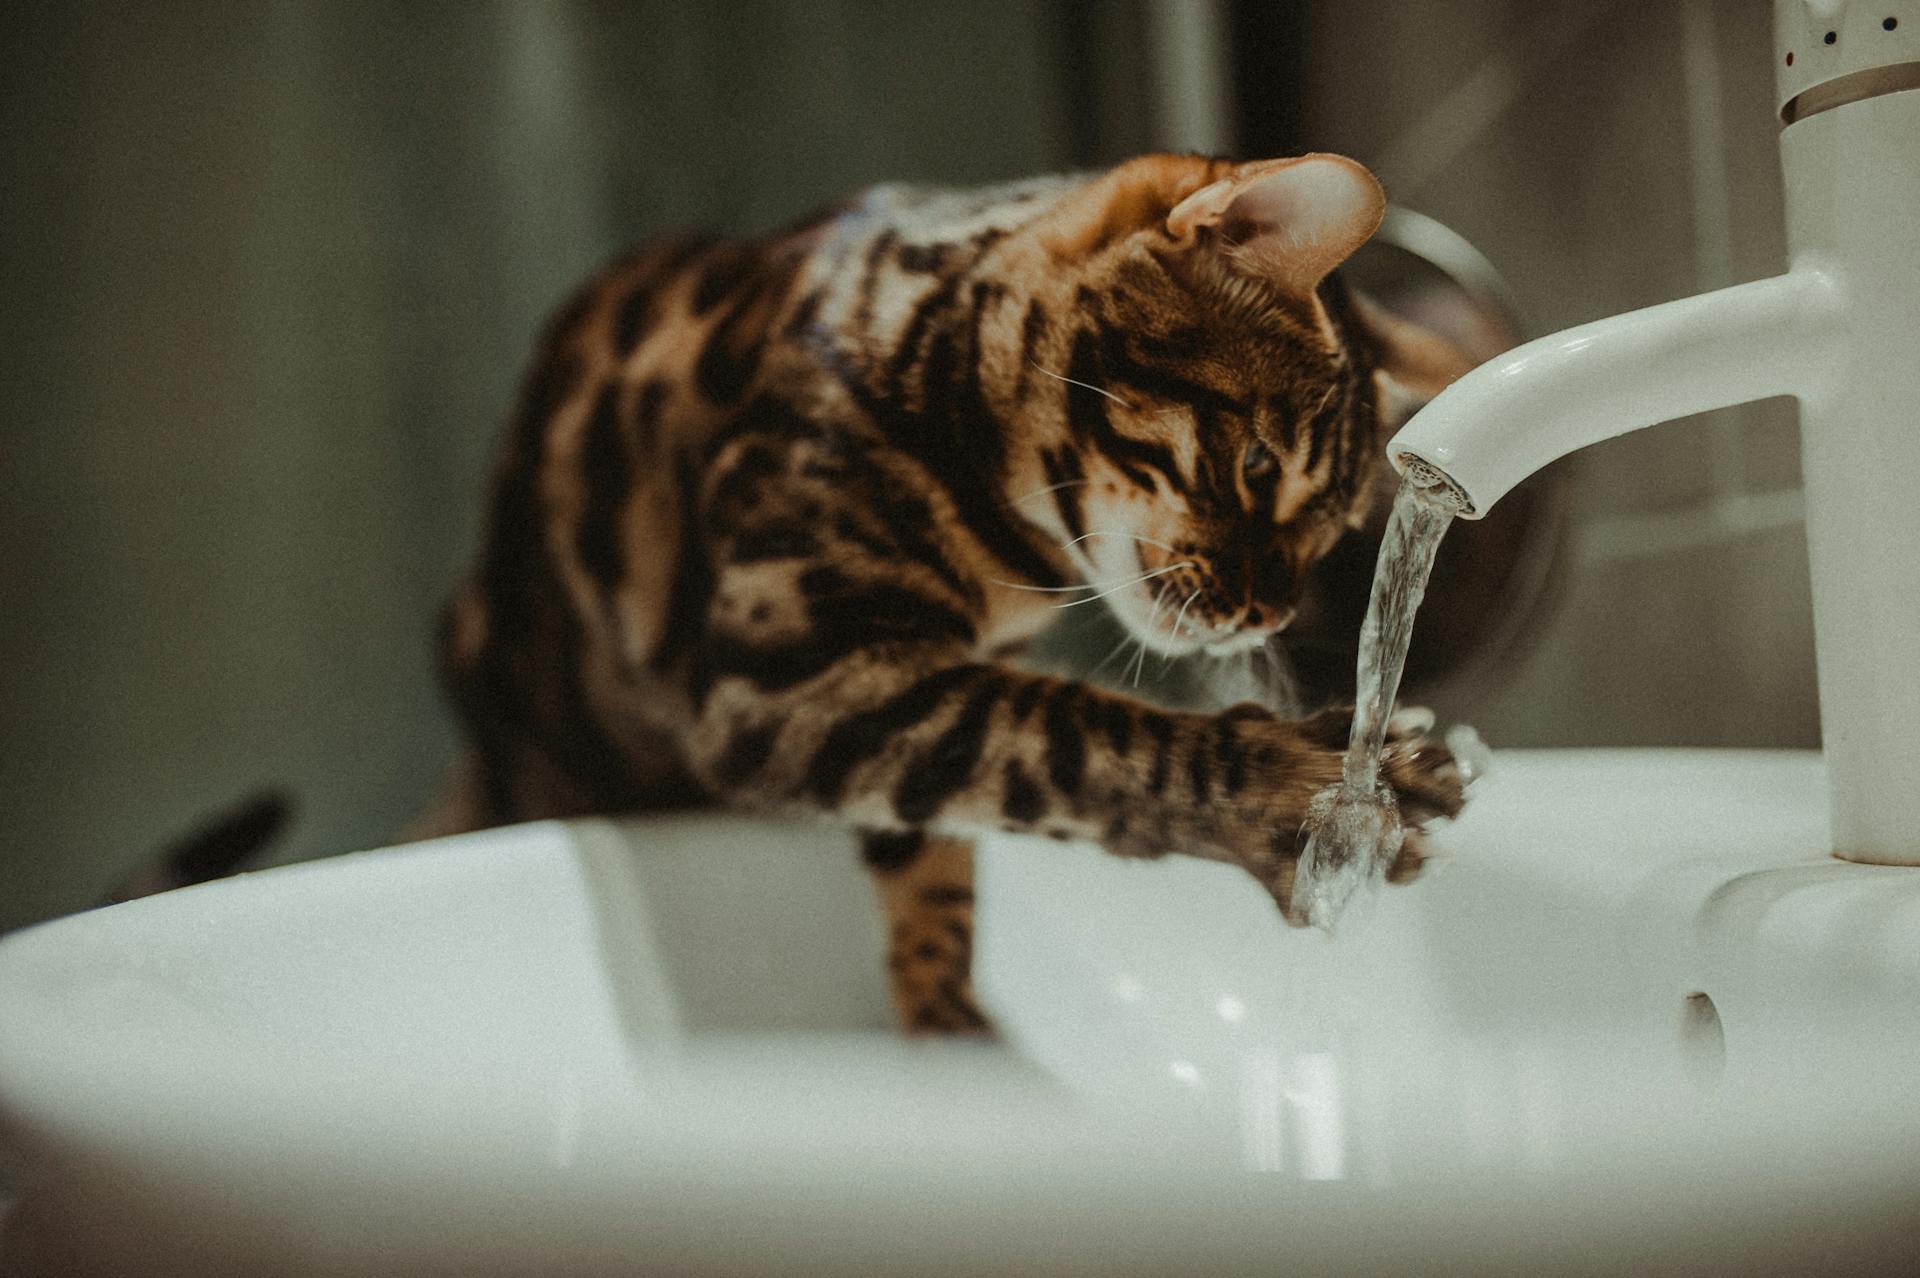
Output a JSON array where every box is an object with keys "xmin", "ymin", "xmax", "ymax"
[{"xmin": 4, "ymin": 750, "xmax": 1920, "ymax": 1275}]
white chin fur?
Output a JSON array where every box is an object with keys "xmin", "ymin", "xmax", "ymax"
[
  {"xmin": 1200, "ymin": 630, "xmax": 1271, "ymax": 657},
  {"xmin": 1100, "ymin": 593, "xmax": 1199, "ymax": 657},
  {"xmin": 1104, "ymin": 593, "xmax": 1232, "ymax": 658},
  {"xmin": 1104, "ymin": 588, "xmax": 1276, "ymax": 659},
  {"xmin": 1106, "ymin": 605, "xmax": 1270, "ymax": 660}
]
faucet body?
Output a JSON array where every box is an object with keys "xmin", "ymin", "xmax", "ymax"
[
  {"xmin": 1388, "ymin": 1, "xmax": 1920, "ymax": 865},
  {"xmin": 1781, "ymin": 66, "xmax": 1920, "ymax": 866}
]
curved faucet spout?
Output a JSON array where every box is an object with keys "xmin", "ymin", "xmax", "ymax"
[{"xmin": 1387, "ymin": 268, "xmax": 1845, "ymax": 518}]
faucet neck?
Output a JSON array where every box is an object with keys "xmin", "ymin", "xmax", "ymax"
[{"xmin": 1387, "ymin": 267, "xmax": 1844, "ymax": 519}]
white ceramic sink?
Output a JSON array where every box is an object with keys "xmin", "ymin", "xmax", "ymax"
[{"xmin": 4, "ymin": 751, "xmax": 1920, "ymax": 1275}]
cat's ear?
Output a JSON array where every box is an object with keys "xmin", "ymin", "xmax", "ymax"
[
  {"xmin": 1038, "ymin": 155, "xmax": 1227, "ymax": 259},
  {"xmin": 1350, "ymin": 289, "xmax": 1480, "ymax": 406},
  {"xmin": 1165, "ymin": 154, "xmax": 1386, "ymax": 300}
]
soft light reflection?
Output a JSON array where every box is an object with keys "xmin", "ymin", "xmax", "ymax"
[
  {"xmin": 1241, "ymin": 1051, "xmax": 1348, "ymax": 1178},
  {"xmin": 1168, "ymin": 1059, "xmax": 1204, "ymax": 1089},
  {"xmin": 1285, "ymin": 1053, "xmax": 1346, "ymax": 1181},
  {"xmin": 1242, "ymin": 1051, "xmax": 1284, "ymax": 1172},
  {"xmin": 1112, "ymin": 974, "xmax": 1145, "ymax": 1003},
  {"xmin": 1215, "ymin": 994, "xmax": 1247, "ymax": 1024}
]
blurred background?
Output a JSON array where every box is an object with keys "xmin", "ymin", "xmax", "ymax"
[{"xmin": 0, "ymin": 0, "xmax": 1810, "ymax": 933}]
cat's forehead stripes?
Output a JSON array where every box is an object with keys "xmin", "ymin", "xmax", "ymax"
[
  {"xmin": 1051, "ymin": 264, "xmax": 1369, "ymax": 524},
  {"xmin": 1062, "ymin": 329, "xmax": 1186, "ymax": 493}
]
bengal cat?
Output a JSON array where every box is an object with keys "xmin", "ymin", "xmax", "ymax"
[{"xmin": 431, "ymin": 153, "xmax": 1473, "ymax": 1033}]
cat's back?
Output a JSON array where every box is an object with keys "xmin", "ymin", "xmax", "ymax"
[
  {"xmin": 492, "ymin": 170, "xmax": 1084, "ymax": 608},
  {"xmin": 562, "ymin": 171, "xmax": 1075, "ymax": 400},
  {"xmin": 440, "ymin": 172, "xmax": 1085, "ymax": 826}
]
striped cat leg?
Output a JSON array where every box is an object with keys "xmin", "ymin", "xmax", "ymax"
[
  {"xmin": 860, "ymin": 830, "xmax": 987, "ymax": 1035},
  {"xmin": 692, "ymin": 651, "xmax": 1467, "ymax": 923}
]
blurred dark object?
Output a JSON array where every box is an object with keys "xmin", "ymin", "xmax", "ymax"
[
  {"xmin": 1227, "ymin": 0, "xmax": 1309, "ymax": 157},
  {"xmin": 105, "ymin": 789, "xmax": 294, "ymax": 905},
  {"xmin": 1285, "ymin": 209, "xmax": 1572, "ymax": 709}
]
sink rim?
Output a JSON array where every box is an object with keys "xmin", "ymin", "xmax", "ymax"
[{"xmin": 7, "ymin": 748, "xmax": 1920, "ymax": 1275}]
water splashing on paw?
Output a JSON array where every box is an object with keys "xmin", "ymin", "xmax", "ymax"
[{"xmin": 1291, "ymin": 473, "xmax": 1467, "ymax": 934}]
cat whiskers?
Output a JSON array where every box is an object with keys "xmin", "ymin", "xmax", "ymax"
[
  {"xmin": 1162, "ymin": 589, "xmax": 1202, "ymax": 671},
  {"xmin": 1259, "ymin": 635, "xmax": 1305, "ymax": 717},
  {"xmin": 1200, "ymin": 641, "xmax": 1300, "ymax": 715},
  {"xmin": 1006, "ymin": 478, "xmax": 1092, "ymax": 510},
  {"xmin": 991, "ymin": 579, "xmax": 1112, "ymax": 595},
  {"xmin": 1088, "ymin": 630, "xmax": 1139, "ymax": 682},
  {"xmin": 1088, "ymin": 583, "xmax": 1170, "ymax": 689},
  {"xmin": 1289, "ymin": 382, "xmax": 1342, "ymax": 460},
  {"xmin": 1131, "ymin": 584, "xmax": 1173, "ymax": 687},
  {"xmin": 1060, "ymin": 530, "xmax": 1182, "ymax": 556},
  {"xmin": 988, "ymin": 561, "xmax": 1192, "ymax": 608},
  {"xmin": 1051, "ymin": 562, "xmax": 1192, "ymax": 609},
  {"xmin": 1029, "ymin": 361, "xmax": 1133, "ymax": 409},
  {"xmin": 1052, "ymin": 528, "xmax": 1178, "ymax": 583},
  {"xmin": 1201, "ymin": 647, "xmax": 1251, "ymax": 707}
]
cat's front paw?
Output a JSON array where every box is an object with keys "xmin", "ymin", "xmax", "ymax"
[
  {"xmin": 1380, "ymin": 725, "xmax": 1468, "ymax": 829},
  {"xmin": 1293, "ymin": 703, "xmax": 1467, "ymax": 827},
  {"xmin": 1208, "ymin": 704, "xmax": 1467, "ymax": 912},
  {"xmin": 1384, "ymin": 826, "xmax": 1441, "ymax": 885}
]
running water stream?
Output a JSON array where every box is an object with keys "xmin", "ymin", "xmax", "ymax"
[{"xmin": 1287, "ymin": 467, "xmax": 1473, "ymax": 932}]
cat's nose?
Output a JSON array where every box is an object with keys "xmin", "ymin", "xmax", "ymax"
[{"xmin": 1242, "ymin": 601, "xmax": 1296, "ymax": 632}]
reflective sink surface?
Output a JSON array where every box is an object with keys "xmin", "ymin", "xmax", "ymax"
[{"xmin": 4, "ymin": 751, "xmax": 1920, "ymax": 1275}]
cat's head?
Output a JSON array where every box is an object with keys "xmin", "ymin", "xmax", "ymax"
[{"xmin": 1019, "ymin": 153, "xmax": 1469, "ymax": 656}]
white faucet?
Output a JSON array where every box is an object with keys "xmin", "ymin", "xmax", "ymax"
[{"xmin": 1388, "ymin": 0, "xmax": 1920, "ymax": 866}]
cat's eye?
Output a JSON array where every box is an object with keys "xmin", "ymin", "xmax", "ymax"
[{"xmin": 1243, "ymin": 439, "xmax": 1277, "ymax": 478}]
